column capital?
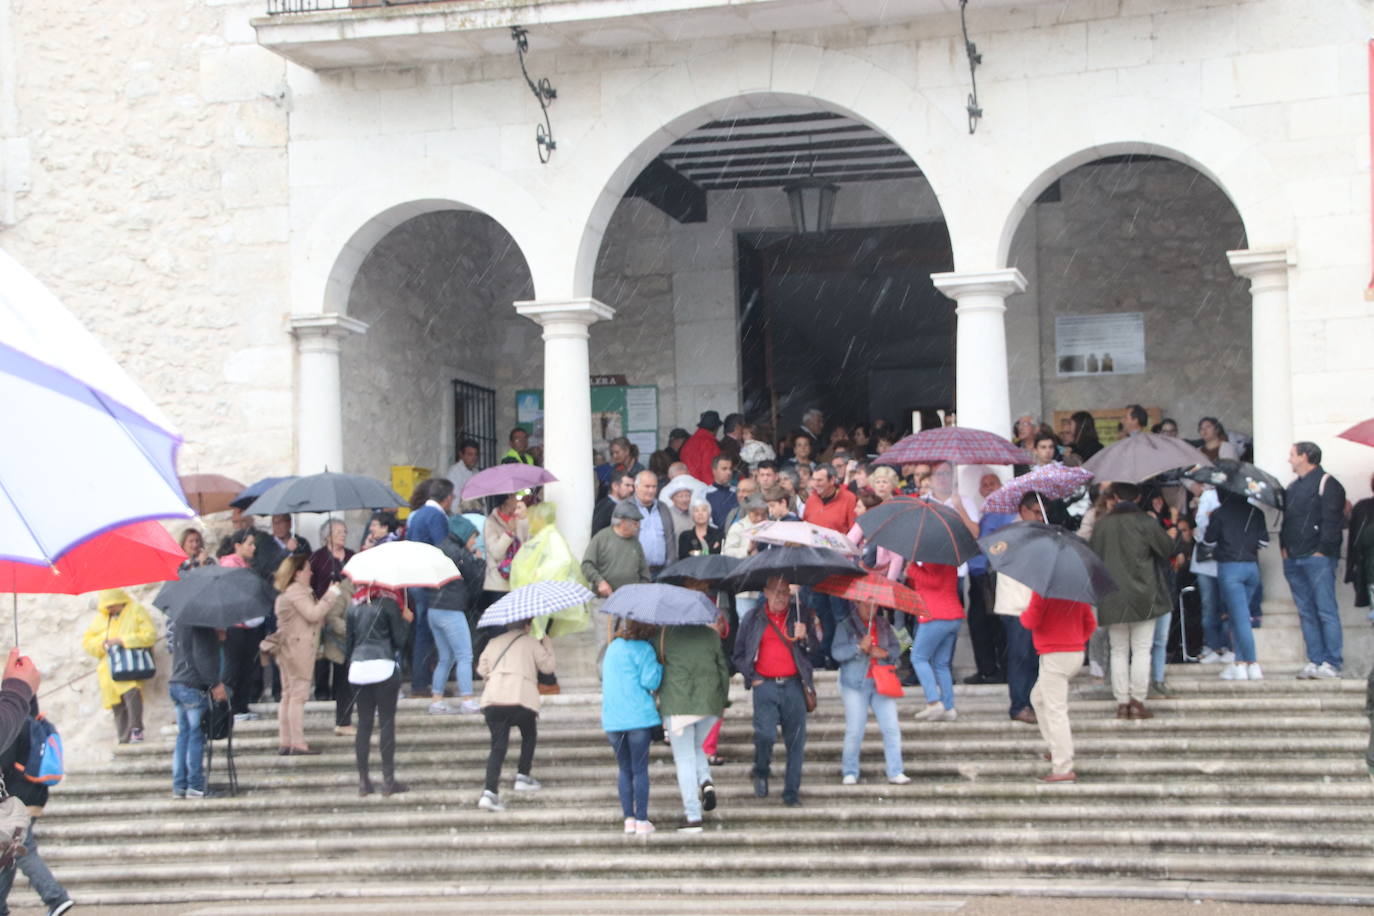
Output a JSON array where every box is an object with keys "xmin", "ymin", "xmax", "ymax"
[
  {"xmin": 931, "ymin": 268, "xmax": 1027, "ymax": 304},
  {"xmin": 1227, "ymin": 246, "xmax": 1295, "ymax": 289},
  {"xmin": 290, "ymin": 313, "xmax": 369, "ymax": 345},
  {"xmin": 515, "ymin": 298, "xmax": 615, "ymax": 340}
]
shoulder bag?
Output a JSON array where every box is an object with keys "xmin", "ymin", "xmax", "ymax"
[
  {"xmin": 866, "ymin": 620, "xmax": 905, "ymax": 698},
  {"xmin": 105, "ymin": 618, "xmax": 155, "ymax": 682},
  {"xmin": 763, "ymin": 613, "xmax": 817, "ymax": 713}
]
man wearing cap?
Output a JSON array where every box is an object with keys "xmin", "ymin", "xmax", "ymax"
[
  {"xmin": 583, "ymin": 502, "xmax": 652, "ymax": 643},
  {"xmin": 681, "ymin": 411, "xmax": 723, "ymax": 484}
]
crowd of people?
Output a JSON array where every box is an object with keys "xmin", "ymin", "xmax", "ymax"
[{"xmin": 136, "ymin": 402, "xmax": 1372, "ymax": 835}]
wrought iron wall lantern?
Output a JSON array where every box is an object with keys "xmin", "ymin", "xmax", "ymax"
[
  {"xmin": 960, "ymin": 0, "xmax": 983, "ymax": 134},
  {"xmin": 511, "ymin": 27, "xmax": 557, "ymax": 163},
  {"xmin": 783, "ymin": 136, "xmax": 840, "ymax": 234}
]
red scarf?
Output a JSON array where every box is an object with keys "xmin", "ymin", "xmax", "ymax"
[{"xmin": 351, "ymin": 584, "xmax": 406, "ymax": 610}]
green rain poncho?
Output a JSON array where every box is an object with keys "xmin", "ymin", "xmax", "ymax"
[{"xmin": 510, "ymin": 502, "xmax": 592, "ymax": 639}]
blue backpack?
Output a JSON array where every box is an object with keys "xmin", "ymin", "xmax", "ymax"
[{"xmin": 16, "ymin": 715, "xmax": 63, "ymax": 786}]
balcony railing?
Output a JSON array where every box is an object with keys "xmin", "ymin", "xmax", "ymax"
[{"xmin": 266, "ymin": 0, "xmax": 449, "ymax": 14}]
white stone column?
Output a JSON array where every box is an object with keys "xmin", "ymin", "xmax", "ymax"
[
  {"xmin": 1227, "ymin": 247, "xmax": 1296, "ymax": 479},
  {"xmin": 515, "ymin": 298, "xmax": 614, "ymax": 558},
  {"xmin": 1227, "ymin": 247, "xmax": 1299, "ymax": 666},
  {"xmin": 932, "ymin": 268, "xmax": 1026, "ymax": 436},
  {"xmin": 290, "ymin": 313, "xmax": 368, "ymax": 474}
]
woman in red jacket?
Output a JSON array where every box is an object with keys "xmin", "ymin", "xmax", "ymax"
[
  {"xmin": 1021, "ymin": 593, "xmax": 1097, "ymax": 782},
  {"xmin": 908, "ymin": 562, "xmax": 964, "ymax": 722}
]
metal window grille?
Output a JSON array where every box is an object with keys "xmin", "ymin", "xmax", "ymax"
[
  {"xmin": 453, "ymin": 379, "xmax": 497, "ymax": 468},
  {"xmin": 266, "ymin": 0, "xmax": 447, "ymax": 14}
]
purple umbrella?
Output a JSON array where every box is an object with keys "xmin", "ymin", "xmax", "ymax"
[
  {"xmin": 460, "ymin": 464, "xmax": 558, "ymax": 501},
  {"xmin": 983, "ymin": 464, "xmax": 1095, "ymax": 514},
  {"xmin": 875, "ymin": 427, "xmax": 1032, "ymax": 467}
]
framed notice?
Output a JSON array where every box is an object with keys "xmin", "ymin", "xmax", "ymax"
[
  {"xmin": 515, "ymin": 385, "xmax": 659, "ymax": 460},
  {"xmin": 1054, "ymin": 313, "xmax": 1145, "ymax": 377}
]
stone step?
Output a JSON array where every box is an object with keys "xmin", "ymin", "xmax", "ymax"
[{"xmin": 34, "ymin": 848, "xmax": 1374, "ymax": 887}]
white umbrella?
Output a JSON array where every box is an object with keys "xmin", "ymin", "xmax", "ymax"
[
  {"xmin": 342, "ymin": 541, "xmax": 460, "ymax": 590},
  {"xmin": 751, "ymin": 520, "xmax": 861, "ymax": 555},
  {"xmin": 0, "ymin": 248, "xmax": 191, "ymax": 565}
]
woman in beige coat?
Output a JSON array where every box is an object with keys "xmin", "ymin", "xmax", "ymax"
[
  {"xmin": 475, "ymin": 620, "xmax": 555, "ymax": 812},
  {"xmin": 267, "ymin": 554, "xmax": 347, "ymax": 755},
  {"xmin": 482, "ymin": 496, "xmax": 530, "ymax": 605}
]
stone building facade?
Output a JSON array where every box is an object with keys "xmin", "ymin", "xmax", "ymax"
[{"xmin": 1, "ymin": 0, "xmax": 1371, "ymax": 753}]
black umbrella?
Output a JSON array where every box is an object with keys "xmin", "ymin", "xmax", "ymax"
[
  {"xmin": 1182, "ymin": 460, "xmax": 1285, "ymax": 511},
  {"xmin": 977, "ymin": 522, "xmax": 1116, "ymax": 604},
  {"xmin": 721, "ymin": 546, "xmax": 862, "ymax": 593},
  {"xmin": 153, "ymin": 565, "xmax": 275, "ymax": 628},
  {"xmin": 230, "ymin": 476, "xmax": 297, "ymax": 511},
  {"xmin": 656, "ymin": 554, "xmax": 741, "ymax": 585},
  {"xmin": 242, "ymin": 471, "xmax": 404, "ymax": 516},
  {"xmin": 856, "ymin": 497, "xmax": 981, "ymax": 566}
]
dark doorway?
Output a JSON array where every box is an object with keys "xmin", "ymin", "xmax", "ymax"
[{"xmin": 737, "ymin": 222, "xmax": 955, "ymax": 442}]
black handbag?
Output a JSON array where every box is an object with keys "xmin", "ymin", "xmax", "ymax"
[{"xmin": 105, "ymin": 619, "xmax": 154, "ymax": 681}]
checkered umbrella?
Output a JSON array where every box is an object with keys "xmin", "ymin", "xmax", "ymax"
[
  {"xmin": 982, "ymin": 464, "xmax": 1095, "ymax": 515},
  {"xmin": 751, "ymin": 520, "xmax": 860, "ymax": 555},
  {"xmin": 476, "ymin": 580, "xmax": 595, "ymax": 629},
  {"xmin": 875, "ymin": 427, "xmax": 1032, "ymax": 467},
  {"xmin": 814, "ymin": 572, "xmax": 925, "ymax": 614}
]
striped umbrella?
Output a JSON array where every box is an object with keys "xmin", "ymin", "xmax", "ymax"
[
  {"xmin": 477, "ymin": 580, "xmax": 595, "ymax": 629},
  {"xmin": 875, "ymin": 427, "xmax": 1032, "ymax": 467},
  {"xmin": 982, "ymin": 464, "xmax": 1094, "ymax": 514}
]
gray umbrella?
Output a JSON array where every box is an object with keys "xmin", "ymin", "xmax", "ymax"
[
  {"xmin": 153, "ymin": 565, "xmax": 275, "ymax": 628},
  {"xmin": 1083, "ymin": 433, "xmax": 1211, "ymax": 484},
  {"xmin": 977, "ymin": 522, "xmax": 1117, "ymax": 605},
  {"xmin": 655, "ymin": 554, "xmax": 741, "ymax": 585},
  {"xmin": 602, "ymin": 583, "xmax": 720, "ymax": 626},
  {"xmin": 241, "ymin": 471, "xmax": 404, "ymax": 515}
]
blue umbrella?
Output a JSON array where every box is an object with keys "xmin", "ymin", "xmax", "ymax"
[
  {"xmin": 602, "ymin": 583, "xmax": 720, "ymax": 626},
  {"xmin": 231, "ymin": 476, "xmax": 297, "ymax": 511},
  {"xmin": 477, "ymin": 581, "xmax": 595, "ymax": 629}
]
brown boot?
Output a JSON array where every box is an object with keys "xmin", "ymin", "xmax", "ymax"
[
  {"xmin": 1128, "ymin": 699, "xmax": 1153, "ymax": 720},
  {"xmin": 1115, "ymin": 704, "xmax": 1131, "ymax": 719}
]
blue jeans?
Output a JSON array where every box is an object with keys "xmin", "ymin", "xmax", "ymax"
[
  {"xmin": 170, "ymin": 682, "xmax": 208, "ymax": 793},
  {"xmin": 805, "ymin": 589, "xmax": 848, "ymax": 666},
  {"xmin": 668, "ymin": 716, "xmax": 717, "ymax": 820},
  {"xmin": 911, "ymin": 617, "xmax": 960, "ymax": 709},
  {"xmin": 1150, "ymin": 611, "xmax": 1171, "ymax": 683},
  {"xmin": 607, "ymin": 727, "xmax": 653, "ymax": 821},
  {"xmin": 1196, "ymin": 574, "xmax": 1229, "ymax": 652},
  {"xmin": 428, "ymin": 607, "xmax": 474, "ymax": 697},
  {"xmin": 839, "ymin": 683, "xmax": 903, "ymax": 779},
  {"xmin": 408, "ymin": 587, "xmax": 437, "ymax": 694},
  {"xmin": 1283, "ymin": 555, "xmax": 1343, "ymax": 669},
  {"xmin": 1217, "ymin": 562, "xmax": 1260, "ymax": 663},
  {"xmin": 1001, "ymin": 614, "xmax": 1038, "ymax": 717}
]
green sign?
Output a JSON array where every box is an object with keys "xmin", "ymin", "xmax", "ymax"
[{"xmin": 515, "ymin": 385, "xmax": 659, "ymax": 461}]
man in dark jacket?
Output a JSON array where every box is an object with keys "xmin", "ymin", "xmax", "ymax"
[
  {"xmin": 591, "ymin": 471, "xmax": 635, "ymax": 537},
  {"xmin": 406, "ymin": 478, "xmax": 455, "ymax": 696},
  {"xmin": 0, "ymin": 693, "xmax": 71, "ymax": 916},
  {"xmin": 1280, "ymin": 441, "xmax": 1347, "ymax": 678},
  {"xmin": 732, "ymin": 576, "xmax": 816, "ymax": 807},
  {"xmin": 169, "ymin": 621, "xmax": 227, "ymax": 798}
]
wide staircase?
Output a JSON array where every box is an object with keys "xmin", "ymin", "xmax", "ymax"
[{"xmin": 29, "ymin": 667, "xmax": 1374, "ymax": 910}]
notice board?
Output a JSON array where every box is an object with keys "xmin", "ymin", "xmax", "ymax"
[
  {"xmin": 1054, "ymin": 313, "xmax": 1146, "ymax": 376},
  {"xmin": 515, "ymin": 385, "xmax": 660, "ymax": 461}
]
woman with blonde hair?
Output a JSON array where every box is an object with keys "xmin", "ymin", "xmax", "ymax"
[
  {"xmin": 83, "ymin": 588, "xmax": 158, "ymax": 743},
  {"xmin": 266, "ymin": 554, "xmax": 347, "ymax": 755}
]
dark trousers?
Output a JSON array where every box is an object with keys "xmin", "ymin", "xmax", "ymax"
[
  {"xmin": 313, "ymin": 660, "xmax": 354, "ymax": 727},
  {"xmin": 407, "ymin": 587, "xmax": 437, "ymax": 695},
  {"xmin": 223, "ymin": 625, "xmax": 264, "ymax": 715},
  {"xmin": 607, "ymin": 727, "xmax": 653, "ymax": 821},
  {"xmin": 1002, "ymin": 614, "xmax": 1038, "ymax": 717},
  {"xmin": 484, "ymin": 704, "xmax": 537, "ymax": 793},
  {"xmin": 354, "ymin": 668, "xmax": 400, "ymax": 783},
  {"xmin": 751, "ymin": 678, "xmax": 807, "ymax": 803},
  {"xmin": 805, "ymin": 590, "xmax": 848, "ymax": 668},
  {"xmin": 112, "ymin": 685, "xmax": 144, "ymax": 743},
  {"xmin": 967, "ymin": 574, "xmax": 1005, "ymax": 678}
]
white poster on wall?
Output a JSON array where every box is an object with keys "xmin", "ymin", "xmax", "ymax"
[{"xmin": 1054, "ymin": 313, "xmax": 1145, "ymax": 377}]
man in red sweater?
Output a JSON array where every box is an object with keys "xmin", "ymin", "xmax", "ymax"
[
  {"xmin": 680, "ymin": 411, "xmax": 722, "ymax": 484},
  {"xmin": 1021, "ymin": 592, "xmax": 1096, "ymax": 782},
  {"xmin": 802, "ymin": 465, "xmax": 858, "ymax": 669}
]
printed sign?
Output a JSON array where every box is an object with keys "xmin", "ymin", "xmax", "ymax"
[{"xmin": 1054, "ymin": 313, "xmax": 1145, "ymax": 377}]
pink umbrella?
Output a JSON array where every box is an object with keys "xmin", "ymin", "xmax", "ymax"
[
  {"xmin": 751, "ymin": 520, "xmax": 860, "ymax": 555},
  {"xmin": 1337, "ymin": 417, "xmax": 1374, "ymax": 448},
  {"xmin": 460, "ymin": 464, "xmax": 558, "ymax": 501},
  {"xmin": 983, "ymin": 464, "xmax": 1095, "ymax": 515},
  {"xmin": 875, "ymin": 427, "xmax": 1032, "ymax": 467}
]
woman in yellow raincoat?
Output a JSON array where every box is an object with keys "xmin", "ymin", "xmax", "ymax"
[
  {"xmin": 509, "ymin": 503, "xmax": 591, "ymax": 694},
  {"xmin": 82, "ymin": 588, "xmax": 159, "ymax": 743}
]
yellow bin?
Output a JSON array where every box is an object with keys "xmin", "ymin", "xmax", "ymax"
[{"xmin": 390, "ymin": 465, "xmax": 432, "ymax": 520}]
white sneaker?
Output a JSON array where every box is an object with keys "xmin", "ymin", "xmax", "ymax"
[
  {"xmin": 1314, "ymin": 662, "xmax": 1340, "ymax": 679},
  {"xmin": 888, "ymin": 773, "xmax": 912, "ymax": 785},
  {"xmin": 1219, "ymin": 663, "xmax": 1247, "ymax": 681},
  {"xmin": 1246, "ymin": 663, "xmax": 1263, "ymax": 681},
  {"xmin": 624, "ymin": 817, "xmax": 636, "ymax": 834},
  {"xmin": 1089, "ymin": 661, "xmax": 1105, "ymax": 679},
  {"xmin": 841, "ymin": 774, "xmax": 858, "ymax": 785},
  {"xmin": 458, "ymin": 698, "xmax": 481, "ymax": 714},
  {"xmin": 635, "ymin": 820, "xmax": 655, "ymax": 835},
  {"xmin": 427, "ymin": 701, "xmax": 457, "ymax": 715},
  {"xmin": 914, "ymin": 702, "xmax": 943, "ymax": 721},
  {"xmin": 513, "ymin": 773, "xmax": 541, "ymax": 791},
  {"xmin": 1198, "ymin": 649, "xmax": 1222, "ymax": 665},
  {"xmin": 478, "ymin": 790, "xmax": 504, "ymax": 812},
  {"xmin": 1297, "ymin": 662, "xmax": 1319, "ymax": 680},
  {"xmin": 939, "ymin": 708, "xmax": 958, "ymax": 722},
  {"xmin": 1217, "ymin": 649, "xmax": 1235, "ymax": 664}
]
